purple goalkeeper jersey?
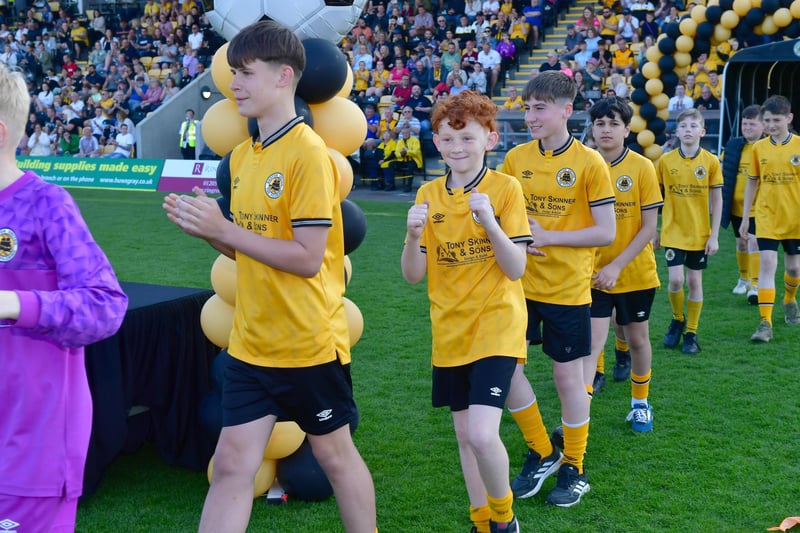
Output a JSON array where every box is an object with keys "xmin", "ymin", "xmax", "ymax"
[{"xmin": 0, "ymin": 171, "xmax": 128, "ymax": 499}]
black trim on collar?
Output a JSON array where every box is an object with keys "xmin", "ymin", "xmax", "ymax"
[{"xmin": 251, "ymin": 116, "xmax": 305, "ymax": 149}]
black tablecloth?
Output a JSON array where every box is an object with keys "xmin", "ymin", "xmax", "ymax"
[{"xmin": 83, "ymin": 282, "xmax": 219, "ymax": 496}]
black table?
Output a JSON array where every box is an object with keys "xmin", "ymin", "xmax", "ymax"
[{"xmin": 83, "ymin": 282, "xmax": 219, "ymax": 496}]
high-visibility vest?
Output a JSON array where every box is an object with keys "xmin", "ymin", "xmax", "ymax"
[{"xmin": 179, "ymin": 120, "xmax": 198, "ymax": 148}]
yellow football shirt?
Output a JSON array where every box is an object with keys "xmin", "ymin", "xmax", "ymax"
[
  {"xmin": 656, "ymin": 147, "xmax": 723, "ymax": 250},
  {"xmin": 414, "ymin": 168, "xmax": 532, "ymax": 367},
  {"xmin": 594, "ymin": 148, "xmax": 662, "ymax": 293},
  {"xmin": 749, "ymin": 134, "xmax": 800, "ymax": 240},
  {"xmin": 227, "ymin": 118, "xmax": 347, "ymax": 368},
  {"xmin": 730, "ymin": 142, "xmax": 757, "ymax": 218},
  {"xmin": 503, "ymin": 137, "xmax": 615, "ymax": 305}
]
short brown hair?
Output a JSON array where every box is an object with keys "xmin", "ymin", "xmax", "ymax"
[
  {"xmin": 522, "ymin": 70, "xmax": 577, "ymax": 104},
  {"xmin": 227, "ymin": 20, "xmax": 305, "ymax": 84},
  {"xmin": 761, "ymin": 95, "xmax": 791, "ymax": 116},
  {"xmin": 431, "ymin": 90, "xmax": 497, "ymax": 133}
]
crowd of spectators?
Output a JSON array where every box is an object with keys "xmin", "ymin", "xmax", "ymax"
[{"xmin": 0, "ymin": 0, "xmax": 223, "ymax": 158}]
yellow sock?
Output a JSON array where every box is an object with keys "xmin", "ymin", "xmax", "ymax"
[
  {"xmin": 509, "ymin": 400, "xmax": 553, "ymax": 458},
  {"xmin": 783, "ymin": 273, "xmax": 800, "ymax": 303},
  {"xmin": 736, "ymin": 250, "xmax": 749, "ymax": 279},
  {"xmin": 469, "ymin": 505, "xmax": 491, "ymax": 533},
  {"xmin": 668, "ymin": 289, "xmax": 685, "ymax": 321},
  {"xmin": 685, "ymin": 299, "xmax": 703, "ymax": 334},
  {"xmin": 487, "ymin": 489, "xmax": 514, "ymax": 524},
  {"xmin": 631, "ymin": 370, "xmax": 651, "ymax": 403},
  {"xmin": 759, "ymin": 288, "xmax": 775, "ymax": 325},
  {"xmin": 749, "ymin": 252, "xmax": 760, "ymax": 287},
  {"xmin": 562, "ymin": 419, "xmax": 589, "ymax": 474},
  {"xmin": 615, "ymin": 336, "xmax": 629, "ymax": 352},
  {"xmin": 596, "ymin": 348, "xmax": 605, "ymax": 374}
]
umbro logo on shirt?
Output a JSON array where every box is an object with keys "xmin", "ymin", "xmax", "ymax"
[
  {"xmin": 490, "ymin": 387, "xmax": 502, "ymax": 397},
  {"xmin": 432, "ymin": 212, "xmax": 445, "ymax": 223},
  {"xmin": 0, "ymin": 518, "xmax": 20, "ymax": 532},
  {"xmin": 316, "ymin": 409, "xmax": 333, "ymax": 422}
]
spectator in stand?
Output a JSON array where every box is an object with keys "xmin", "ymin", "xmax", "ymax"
[
  {"xmin": 103, "ymin": 122, "xmax": 134, "ymax": 158},
  {"xmin": 540, "ymin": 51, "xmax": 562, "ymax": 72},
  {"xmin": 128, "ymin": 76, "xmax": 146, "ymax": 113},
  {"xmin": 612, "ymin": 36, "xmax": 636, "ymax": 72},
  {"xmin": 413, "ymin": 5, "xmax": 435, "ymax": 32},
  {"xmin": 667, "ymin": 84, "xmax": 693, "ymax": 111},
  {"xmin": 70, "ymin": 19, "xmax": 89, "ymax": 59},
  {"xmin": 631, "ymin": 0, "xmax": 657, "ymax": 20},
  {"xmin": 378, "ymin": 107, "xmax": 397, "ymax": 138},
  {"xmin": 182, "ymin": 47, "xmax": 199, "ymax": 76},
  {"xmin": 599, "ymin": 6, "xmax": 619, "ymax": 43},
  {"xmin": 446, "ymin": 61, "xmax": 468, "ymax": 87},
  {"xmin": 706, "ymin": 68, "xmax": 723, "ymax": 100},
  {"xmin": 78, "ymin": 124, "xmax": 100, "ymax": 157},
  {"xmin": 389, "ymin": 57, "xmax": 410, "ymax": 88},
  {"xmin": 363, "ymin": 104, "xmax": 380, "ymax": 141},
  {"xmin": 465, "ymin": 0, "xmax": 483, "ymax": 20},
  {"xmin": 405, "ymin": 84, "xmax": 432, "ymax": 133},
  {"xmin": 139, "ymin": 78, "xmax": 164, "ymax": 113},
  {"xmin": 687, "ymin": 51, "xmax": 717, "ymax": 86},
  {"xmin": 367, "ymin": 59, "xmax": 390, "ymax": 98},
  {"xmin": 392, "ymin": 73, "xmax": 413, "ymax": 109},
  {"xmin": 456, "ymin": 14, "xmax": 476, "ymax": 45},
  {"xmin": 522, "ymin": 0, "xmax": 543, "ymax": 49},
  {"xmin": 502, "ymin": 84, "xmax": 524, "ymax": 110},
  {"xmin": 57, "ymin": 126, "xmax": 80, "ymax": 155},
  {"xmin": 395, "ymin": 105, "xmax": 421, "ymax": 137},
  {"xmin": 477, "ymin": 39, "xmax": 501, "ymax": 95},
  {"xmin": 575, "ymin": 6, "xmax": 601, "ymax": 37},
  {"xmin": 483, "ymin": 0, "xmax": 501, "ymax": 15},
  {"xmin": 409, "ymin": 60, "xmax": 433, "ymax": 95},
  {"xmin": 639, "ymin": 10, "xmax": 659, "ymax": 41},
  {"xmin": 352, "ymin": 43, "xmax": 373, "ymax": 69},
  {"xmin": 467, "ymin": 62, "xmax": 488, "ymax": 94},
  {"xmin": 608, "ymin": 72, "xmax": 630, "ymax": 98},
  {"xmin": 27, "ymin": 123, "xmax": 53, "ymax": 156},
  {"xmin": 573, "ymin": 40, "xmax": 593, "ymax": 69},
  {"xmin": 354, "ymin": 60, "xmax": 371, "ymax": 99},
  {"xmin": 495, "ymin": 32, "xmax": 516, "ymax": 77},
  {"xmin": 694, "ymin": 84, "xmax": 720, "ymax": 111},
  {"xmin": 440, "ymin": 40, "xmax": 461, "ymax": 75},
  {"xmin": 179, "ymin": 65, "xmax": 193, "ymax": 87},
  {"xmin": 560, "ymin": 24, "xmax": 585, "ymax": 61},
  {"xmin": 34, "ymin": 81, "xmax": 55, "ymax": 112},
  {"xmin": 461, "ymin": 39, "xmax": 479, "ymax": 69},
  {"xmin": 617, "ymin": 9, "xmax": 640, "ymax": 42}
]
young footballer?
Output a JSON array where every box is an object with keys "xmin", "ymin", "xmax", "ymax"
[
  {"xmin": 721, "ymin": 104, "xmax": 764, "ymax": 303},
  {"xmin": 0, "ymin": 61, "xmax": 128, "ymax": 532},
  {"xmin": 740, "ymin": 95, "xmax": 800, "ymax": 342},
  {"xmin": 401, "ymin": 90, "xmax": 530, "ymax": 533},
  {"xmin": 588, "ymin": 97, "xmax": 663, "ymax": 432},
  {"xmin": 502, "ymin": 71, "xmax": 616, "ymax": 507},
  {"xmin": 656, "ymin": 108, "xmax": 722, "ymax": 354},
  {"xmin": 164, "ymin": 21, "xmax": 376, "ymax": 532}
]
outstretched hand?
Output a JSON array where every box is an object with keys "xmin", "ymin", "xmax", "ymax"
[
  {"xmin": 406, "ymin": 200, "xmax": 429, "ymax": 239},
  {"xmin": 163, "ymin": 187, "xmax": 226, "ymax": 241}
]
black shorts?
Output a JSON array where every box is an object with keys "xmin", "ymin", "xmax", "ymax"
[
  {"xmin": 757, "ymin": 238, "xmax": 800, "ymax": 255},
  {"xmin": 221, "ymin": 352, "xmax": 357, "ymax": 435},
  {"xmin": 731, "ymin": 215, "xmax": 756, "ymax": 238},
  {"xmin": 432, "ymin": 356, "xmax": 516, "ymax": 412},
  {"xmin": 590, "ymin": 287, "xmax": 656, "ymax": 325},
  {"xmin": 664, "ymin": 247, "xmax": 708, "ymax": 270},
  {"xmin": 525, "ymin": 300, "xmax": 591, "ymax": 362}
]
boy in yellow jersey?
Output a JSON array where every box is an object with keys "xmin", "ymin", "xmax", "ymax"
[
  {"xmin": 656, "ymin": 108, "xmax": 723, "ymax": 354},
  {"xmin": 163, "ymin": 21, "xmax": 376, "ymax": 533},
  {"xmin": 721, "ymin": 105, "xmax": 764, "ymax": 302},
  {"xmin": 502, "ymin": 71, "xmax": 616, "ymax": 507},
  {"xmin": 402, "ymin": 90, "xmax": 531, "ymax": 533},
  {"xmin": 588, "ymin": 97, "xmax": 662, "ymax": 432},
  {"xmin": 740, "ymin": 95, "xmax": 800, "ymax": 342}
]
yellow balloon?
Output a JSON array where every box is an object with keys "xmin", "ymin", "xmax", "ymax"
[
  {"xmin": 713, "ymin": 25, "xmax": 731, "ymax": 43},
  {"xmin": 690, "ymin": 5, "xmax": 707, "ymax": 23},
  {"xmin": 201, "ymin": 99, "xmax": 249, "ymax": 157},
  {"xmin": 720, "ymin": 10, "xmax": 741, "ymax": 29},
  {"xmin": 675, "ymin": 35, "xmax": 695, "ymax": 53},
  {"xmin": 641, "ymin": 62, "xmax": 661, "ymax": 79},
  {"xmin": 337, "ymin": 66, "xmax": 354, "ymax": 98},
  {"xmin": 679, "ymin": 17, "xmax": 698, "ymax": 37},
  {"xmin": 673, "ymin": 51, "xmax": 692, "ymax": 67},
  {"xmin": 644, "ymin": 144, "xmax": 663, "ymax": 161},
  {"xmin": 773, "ymin": 7, "xmax": 793, "ymax": 26},
  {"xmin": 310, "ymin": 97, "xmax": 368, "ymax": 155},
  {"xmin": 791, "ymin": 0, "xmax": 800, "ymax": 18},
  {"xmin": 733, "ymin": 0, "xmax": 751, "ymax": 16},
  {"xmin": 652, "ymin": 93, "xmax": 670, "ymax": 110},
  {"xmin": 264, "ymin": 422, "xmax": 305, "ymax": 460},
  {"xmin": 211, "ymin": 43, "xmax": 234, "ymax": 100},
  {"xmin": 207, "ymin": 457, "xmax": 277, "ymax": 498},
  {"xmin": 630, "ymin": 115, "xmax": 646, "ymax": 134},
  {"xmin": 210, "ymin": 254, "xmax": 237, "ymax": 306},
  {"xmin": 751, "ymin": 0, "xmax": 762, "ymax": 7},
  {"xmin": 674, "ymin": 65, "xmax": 689, "ymax": 79},
  {"xmin": 344, "ymin": 255, "xmax": 353, "ymax": 286},
  {"xmin": 200, "ymin": 294, "xmax": 234, "ymax": 348},
  {"xmin": 645, "ymin": 45, "xmax": 662, "ymax": 64},
  {"xmin": 657, "ymin": 107, "xmax": 671, "ymax": 121},
  {"xmin": 343, "ymin": 296, "xmax": 364, "ymax": 347},
  {"xmin": 327, "ymin": 147, "xmax": 354, "ymax": 200},
  {"xmin": 645, "ymin": 78, "xmax": 664, "ymax": 96},
  {"xmin": 760, "ymin": 15, "xmax": 778, "ymax": 34},
  {"xmin": 753, "ymin": 23, "xmax": 764, "ymax": 35},
  {"xmin": 637, "ymin": 129, "xmax": 655, "ymax": 148}
]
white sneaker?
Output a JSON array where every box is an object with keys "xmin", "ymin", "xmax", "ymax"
[
  {"xmin": 732, "ymin": 278, "xmax": 749, "ymax": 295},
  {"xmin": 747, "ymin": 286, "xmax": 759, "ymax": 305}
]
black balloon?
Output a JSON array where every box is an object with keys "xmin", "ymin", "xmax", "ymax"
[
  {"xmin": 631, "ymin": 73, "xmax": 647, "ymax": 89},
  {"xmin": 297, "ymin": 38, "xmax": 348, "ymax": 104},
  {"xmin": 696, "ymin": 21, "xmax": 715, "ymax": 40},
  {"xmin": 630, "ymin": 88, "xmax": 650, "ymax": 105},
  {"xmin": 692, "ymin": 40, "xmax": 711, "ymax": 56},
  {"xmin": 663, "ymin": 22, "xmax": 681, "ymax": 39},
  {"xmin": 658, "ymin": 55, "xmax": 676, "ymax": 73},
  {"xmin": 744, "ymin": 8, "xmax": 765, "ymax": 27},
  {"xmin": 627, "ymin": 141, "xmax": 643, "ymax": 154},
  {"xmin": 720, "ymin": 0, "xmax": 734, "ymax": 10},
  {"xmin": 661, "ymin": 71, "xmax": 681, "ymax": 92},
  {"xmin": 341, "ymin": 199, "xmax": 367, "ymax": 255},
  {"xmin": 640, "ymin": 103, "xmax": 657, "ymax": 121},
  {"xmin": 276, "ymin": 440, "xmax": 333, "ymax": 502},
  {"xmin": 657, "ymin": 37, "xmax": 676, "ymax": 55},
  {"xmin": 786, "ymin": 20, "xmax": 800, "ymax": 38},
  {"xmin": 761, "ymin": 0, "xmax": 779, "ymax": 13},
  {"xmin": 655, "ymin": 133, "xmax": 668, "ymax": 146},
  {"xmin": 648, "ymin": 117, "xmax": 667, "ymax": 135},
  {"xmin": 705, "ymin": 5, "xmax": 723, "ymax": 23},
  {"xmin": 216, "ymin": 151, "xmax": 232, "ymax": 200}
]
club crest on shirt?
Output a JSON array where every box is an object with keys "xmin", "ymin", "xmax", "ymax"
[
  {"xmin": 790, "ymin": 155, "xmax": 800, "ymax": 166},
  {"xmin": 265, "ymin": 173, "xmax": 284, "ymax": 199},
  {"xmin": 694, "ymin": 166, "xmax": 707, "ymax": 180},
  {"xmin": 664, "ymin": 248, "xmax": 676, "ymax": 261},
  {"xmin": 616, "ymin": 175, "xmax": 633, "ymax": 192},
  {"xmin": 556, "ymin": 168, "xmax": 576, "ymax": 188},
  {"xmin": 0, "ymin": 228, "xmax": 18, "ymax": 262}
]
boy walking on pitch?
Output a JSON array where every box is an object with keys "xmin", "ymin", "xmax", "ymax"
[
  {"xmin": 402, "ymin": 90, "xmax": 531, "ymax": 533},
  {"xmin": 502, "ymin": 71, "xmax": 616, "ymax": 507},
  {"xmin": 0, "ymin": 62, "xmax": 128, "ymax": 532},
  {"xmin": 656, "ymin": 108, "xmax": 722, "ymax": 354},
  {"xmin": 164, "ymin": 21, "xmax": 376, "ymax": 533},
  {"xmin": 740, "ymin": 95, "xmax": 800, "ymax": 342},
  {"xmin": 721, "ymin": 104, "xmax": 764, "ymax": 303},
  {"xmin": 587, "ymin": 97, "xmax": 663, "ymax": 432}
]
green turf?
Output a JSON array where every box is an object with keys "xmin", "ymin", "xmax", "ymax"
[{"xmin": 71, "ymin": 189, "xmax": 799, "ymax": 533}]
